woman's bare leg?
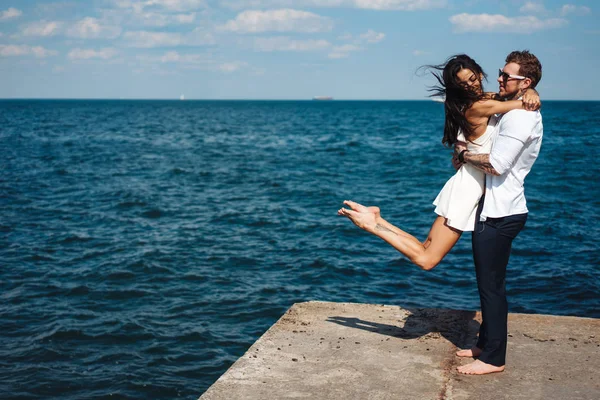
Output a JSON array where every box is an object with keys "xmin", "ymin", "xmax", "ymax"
[
  {"xmin": 405, "ymin": 216, "xmax": 462, "ymax": 270},
  {"xmin": 339, "ymin": 201, "xmax": 462, "ymax": 270}
]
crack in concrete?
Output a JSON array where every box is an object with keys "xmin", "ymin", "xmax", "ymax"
[{"xmin": 438, "ymin": 312, "xmax": 473, "ymax": 400}]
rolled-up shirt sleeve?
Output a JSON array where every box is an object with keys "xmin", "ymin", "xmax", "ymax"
[{"xmin": 489, "ymin": 112, "xmax": 532, "ymax": 175}]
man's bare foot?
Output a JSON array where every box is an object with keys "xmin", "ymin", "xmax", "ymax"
[
  {"xmin": 457, "ymin": 359, "xmax": 505, "ymax": 375},
  {"xmin": 456, "ymin": 346, "xmax": 482, "ymax": 358}
]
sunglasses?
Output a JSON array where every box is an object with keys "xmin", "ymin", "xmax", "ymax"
[{"xmin": 498, "ymin": 69, "xmax": 526, "ymax": 84}]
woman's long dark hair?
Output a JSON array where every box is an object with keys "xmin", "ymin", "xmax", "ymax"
[{"xmin": 424, "ymin": 55, "xmax": 487, "ymax": 146}]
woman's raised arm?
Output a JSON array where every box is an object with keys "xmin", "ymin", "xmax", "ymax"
[{"xmin": 469, "ymin": 89, "xmax": 540, "ymax": 118}]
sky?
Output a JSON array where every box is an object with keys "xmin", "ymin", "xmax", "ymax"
[{"xmin": 0, "ymin": 0, "xmax": 598, "ymax": 99}]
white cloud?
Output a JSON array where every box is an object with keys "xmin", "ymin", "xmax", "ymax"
[
  {"xmin": 159, "ymin": 50, "xmax": 207, "ymax": 63},
  {"xmin": 253, "ymin": 36, "xmax": 331, "ymax": 51},
  {"xmin": 124, "ymin": 30, "xmax": 185, "ymax": 47},
  {"xmin": 412, "ymin": 49, "xmax": 430, "ymax": 56},
  {"xmin": 123, "ymin": 27, "xmax": 214, "ymax": 47},
  {"xmin": 352, "ymin": 0, "xmax": 446, "ymax": 10},
  {"xmin": 327, "ymin": 52, "xmax": 348, "ymax": 59},
  {"xmin": 519, "ymin": 2, "xmax": 546, "ymax": 13},
  {"xmin": 359, "ymin": 29, "xmax": 385, "ymax": 43},
  {"xmin": 22, "ymin": 21, "xmax": 63, "ymax": 37},
  {"xmin": 172, "ymin": 12, "xmax": 197, "ymax": 23},
  {"xmin": 154, "ymin": 0, "xmax": 206, "ymax": 10},
  {"xmin": 220, "ymin": 9, "xmax": 333, "ymax": 33},
  {"xmin": 219, "ymin": 61, "xmax": 247, "ymax": 72},
  {"xmin": 100, "ymin": 6, "xmax": 199, "ymax": 28},
  {"xmin": 221, "ymin": 0, "xmax": 337, "ymax": 8},
  {"xmin": 450, "ymin": 13, "xmax": 567, "ymax": 33},
  {"xmin": 137, "ymin": 51, "xmax": 247, "ymax": 74},
  {"xmin": 339, "ymin": 29, "xmax": 385, "ymax": 43},
  {"xmin": 114, "ymin": 0, "xmax": 206, "ymax": 12},
  {"xmin": 333, "ymin": 29, "xmax": 383, "ymax": 58},
  {"xmin": 220, "ymin": 0, "xmax": 446, "ymax": 11},
  {"xmin": 0, "ymin": 7, "xmax": 22, "ymax": 21},
  {"xmin": 148, "ymin": 0, "xmax": 206, "ymax": 11},
  {"xmin": 161, "ymin": 50, "xmax": 184, "ymax": 62},
  {"xmin": 560, "ymin": 4, "xmax": 591, "ymax": 16},
  {"xmin": 68, "ymin": 48, "xmax": 119, "ymax": 60},
  {"xmin": 67, "ymin": 17, "xmax": 122, "ymax": 39},
  {"xmin": 136, "ymin": 12, "xmax": 196, "ymax": 26},
  {"xmin": 328, "ymin": 43, "xmax": 361, "ymax": 58},
  {"xmin": 250, "ymin": 66, "xmax": 265, "ymax": 75},
  {"xmin": 0, "ymin": 44, "xmax": 57, "ymax": 57},
  {"xmin": 35, "ymin": 2, "xmax": 77, "ymax": 15},
  {"xmin": 333, "ymin": 44, "xmax": 361, "ymax": 52},
  {"xmin": 21, "ymin": 18, "xmax": 123, "ymax": 40},
  {"xmin": 188, "ymin": 28, "xmax": 216, "ymax": 45},
  {"xmin": 0, "ymin": 44, "xmax": 29, "ymax": 56},
  {"xmin": 31, "ymin": 46, "xmax": 58, "ymax": 58}
]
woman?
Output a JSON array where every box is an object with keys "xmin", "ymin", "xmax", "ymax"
[{"xmin": 337, "ymin": 54, "xmax": 540, "ymax": 270}]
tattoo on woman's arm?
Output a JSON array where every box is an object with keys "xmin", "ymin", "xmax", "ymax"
[
  {"xmin": 465, "ymin": 153, "xmax": 501, "ymax": 176},
  {"xmin": 375, "ymin": 224, "xmax": 398, "ymax": 235}
]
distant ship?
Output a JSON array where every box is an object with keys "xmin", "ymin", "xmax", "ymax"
[
  {"xmin": 431, "ymin": 96, "xmax": 445, "ymax": 103},
  {"xmin": 312, "ymin": 96, "xmax": 333, "ymax": 101},
  {"xmin": 180, "ymin": 94, "xmax": 185, "ymax": 101}
]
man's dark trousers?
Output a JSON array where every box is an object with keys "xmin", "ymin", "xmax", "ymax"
[{"xmin": 472, "ymin": 197, "xmax": 527, "ymax": 367}]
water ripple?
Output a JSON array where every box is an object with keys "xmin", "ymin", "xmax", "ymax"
[{"xmin": 1, "ymin": 100, "xmax": 598, "ymax": 399}]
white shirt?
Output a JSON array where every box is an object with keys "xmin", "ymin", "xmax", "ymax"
[{"xmin": 480, "ymin": 109, "xmax": 543, "ymax": 221}]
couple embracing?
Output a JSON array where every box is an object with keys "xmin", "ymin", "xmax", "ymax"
[{"xmin": 338, "ymin": 50, "xmax": 544, "ymax": 375}]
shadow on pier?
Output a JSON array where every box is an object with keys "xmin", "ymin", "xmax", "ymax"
[{"xmin": 327, "ymin": 308, "xmax": 479, "ymax": 349}]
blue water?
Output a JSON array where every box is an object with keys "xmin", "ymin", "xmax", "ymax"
[{"xmin": 1, "ymin": 100, "xmax": 598, "ymax": 399}]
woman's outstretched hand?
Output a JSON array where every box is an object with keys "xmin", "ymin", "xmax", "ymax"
[
  {"xmin": 522, "ymin": 88, "xmax": 541, "ymax": 111},
  {"xmin": 337, "ymin": 200, "xmax": 379, "ymax": 232}
]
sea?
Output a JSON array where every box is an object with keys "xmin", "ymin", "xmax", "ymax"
[{"xmin": 1, "ymin": 100, "xmax": 598, "ymax": 399}]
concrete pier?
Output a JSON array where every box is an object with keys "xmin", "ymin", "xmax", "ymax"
[{"xmin": 199, "ymin": 301, "xmax": 600, "ymax": 400}]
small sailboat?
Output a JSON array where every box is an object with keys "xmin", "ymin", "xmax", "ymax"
[{"xmin": 180, "ymin": 94, "xmax": 185, "ymax": 101}]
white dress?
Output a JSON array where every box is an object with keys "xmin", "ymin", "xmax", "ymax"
[{"xmin": 433, "ymin": 122, "xmax": 496, "ymax": 231}]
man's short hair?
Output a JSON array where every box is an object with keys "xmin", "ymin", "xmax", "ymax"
[{"xmin": 506, "ymin": 50, "xmax": 542, "ymax": 88}]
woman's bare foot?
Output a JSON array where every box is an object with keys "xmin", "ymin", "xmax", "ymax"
[
  {"xmin": 338, "ymin": 200, "xmax": 378, "ymax": 231},
  {"xmin": 342, "ymin": 200, "xmax": 377, "ymax": 213},
  {"xmin": 366, "ymin": 206, "xmax": 380, "ymax": 218},
  {"xmin": 339, "ymin": 201, "xmax": 381, "ymax": 219},
  {"xmin": 456, "ymin": 346, "xmax": 482, "ymax": 358},
  {"xmin": 457, "ymin": 360, "xmax": 505, "ymax": 375}
]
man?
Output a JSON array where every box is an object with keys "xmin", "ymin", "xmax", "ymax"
[{"xmin": 454, "ymin": 50, "xmax": 544, "ymax": 375}]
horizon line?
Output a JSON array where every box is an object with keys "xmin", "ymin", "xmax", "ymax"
[{"xmin": 1, "ymin": 98, "xmax": 598, "ymax": 101}]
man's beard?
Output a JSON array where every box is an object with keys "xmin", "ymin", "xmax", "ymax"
[{"xmin": 499, "ymin": 88, "xmax": 524, "ymax": 101}]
